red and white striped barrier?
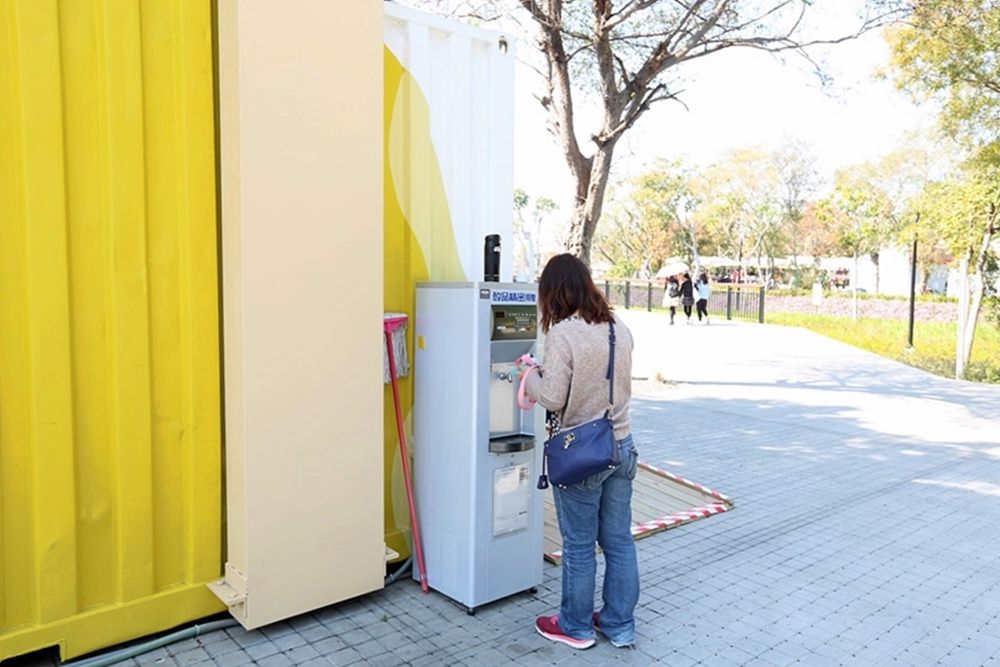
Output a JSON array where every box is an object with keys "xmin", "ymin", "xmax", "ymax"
[
  {"xmin": 545, "ymin": 462, "xmax": 735, "ymax": 564},
  {"xmin": 636, "ymin": 460, "xmax": 734, "ymax": 505},
  {"xmin": 629, "ymin": 502, "xmax": 732, "ymax": 538}
]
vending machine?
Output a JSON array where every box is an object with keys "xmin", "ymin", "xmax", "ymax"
[{"xmin": 413, "ymin": 282, "xmax": 545, "ymax": 613}]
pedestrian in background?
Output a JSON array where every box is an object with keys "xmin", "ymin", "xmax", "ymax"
[
  {"xmin": 695, "ymin": 272, "xmax": 711, "ymax": 324},
  {"xmin": 679, "ymin": 273, "xmax": 694, "ymax": 324},
  {"xmin": 663, "ymin": 276, "xmax": 680, "ymax": 325},
  {"xmin": 521, "ymin": 253, "xmax": 640, "ymax": 651}
]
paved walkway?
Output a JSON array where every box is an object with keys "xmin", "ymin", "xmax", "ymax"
[{"xmin": 24, "ymin": 311, "xmax": 1000, "ymax": 666}]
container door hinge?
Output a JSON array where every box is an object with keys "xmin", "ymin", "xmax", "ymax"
[{"xmin": 208, "ymin": 562, "xmax": 248, "ymax": 607}]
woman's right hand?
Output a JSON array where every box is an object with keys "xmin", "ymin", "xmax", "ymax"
[{"xmin": 515, "ymin": 353, "xmax": 537, "ymax": 373}]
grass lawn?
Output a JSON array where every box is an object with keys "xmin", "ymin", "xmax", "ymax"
[{"xmin": 766, "ymin": 312, "xmax": 1000, "ymax": 384}]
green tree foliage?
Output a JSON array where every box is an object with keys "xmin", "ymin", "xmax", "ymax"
[
  {"xmin": 694, "ymin": 147, "xmax": 787, "ymax": 279},
  {"xmin": 909, "ymin": 171, "xmax": 998, "ymax": 259},
  {"xmin": 886, "ymin": 0, "xmax": 1000, "ymax": 376},
  {"xmin": 815, "ymin": 164, "xmax": 899, "ymax": 318},
  {"xmin": 815, "ymin": 174, "xmax": 881, "ymax": 262},
  {"xmin": 908, "ymin": 166, "xmax": 999, "ymax": 372},
  {"xmin": 795, "ymin": 203, "xmax": 846, "ymax": 259},
  {"xmin": 773, "ymin": 140, "xmax": 821, "ymax": 260},
  {"xmin": 513, "ymin": 188, "xmax": 560, "ymax": 279},
  {"xmin": 886, "ymin": 0, "xmax": 1000, "ymax": 162},
  {"xmin": 595, "ymin": 160, "xmax": 692, "ymax": 277},
  {"xmin": 596, "ymin": 145, "xmax": 819, "ymax": 279},
  {"xmin": 817, "ymin": 153, "xmax": 924, "ymax": 293}
]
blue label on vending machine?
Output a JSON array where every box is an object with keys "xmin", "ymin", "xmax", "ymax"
[{"xmin": 491, "ymin": 290, "xmax": 536, "ymax": 305}]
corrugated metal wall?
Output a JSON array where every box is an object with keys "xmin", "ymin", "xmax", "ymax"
[{"xmin": 0, "ymin": 0, "xmax": 224, "ymax": 660}]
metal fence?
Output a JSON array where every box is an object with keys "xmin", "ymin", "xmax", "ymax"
[{"xmin": 602, "ymin": 279, "xmax": 766, "ymax": 323}]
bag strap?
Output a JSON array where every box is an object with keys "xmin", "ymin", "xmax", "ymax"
[{"xmin": 606, "ymin": 321, "xmax": 616, "ymax": 413}]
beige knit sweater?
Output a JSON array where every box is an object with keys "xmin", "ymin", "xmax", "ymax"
[{"xmin": 524, "ymin": 313, "xmax": 633, "ymax": 440}]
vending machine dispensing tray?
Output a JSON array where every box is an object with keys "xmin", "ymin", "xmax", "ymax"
[{"xmin": 542, "ymin": 461, "xmax": 735, "ymax": 565}]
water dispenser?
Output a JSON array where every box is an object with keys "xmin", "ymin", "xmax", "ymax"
[{"xmin": 413, "ymin": 283, "xmax": 544, "ymax": 612}]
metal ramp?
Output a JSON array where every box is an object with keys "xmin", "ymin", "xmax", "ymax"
[{"xmin": 543, "ymin": 462, "xmax": 735, "ymax": 564}]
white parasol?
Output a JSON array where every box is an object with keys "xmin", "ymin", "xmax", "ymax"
[{"xmin": 657, "ymin": 260, "xmax": 689, "ymax": 278}]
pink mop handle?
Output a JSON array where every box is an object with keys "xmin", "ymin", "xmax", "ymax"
[{"xmin": 384, "ymin": 328, "xmax": 428, "ymax": 593}]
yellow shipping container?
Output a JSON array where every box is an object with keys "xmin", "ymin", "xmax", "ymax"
[{"xmin": 0, "ymin": 0, "xmax": 225, "ymax": 660}]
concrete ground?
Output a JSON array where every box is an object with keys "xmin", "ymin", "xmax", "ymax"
[{"xmin": 20, "ymin": 310, "xmax": 1000, "ymax": 666}]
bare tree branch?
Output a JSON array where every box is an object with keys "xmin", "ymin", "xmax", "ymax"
[
  {"xmin": 519, "ymin": 0, "xmax": 590, "ymax": 181},
  {"xmin": 606, "ymin": 0, "xmax": 659, "ymax": 30},
  {"xmin": 503, "ymin": 0, "xmax": 913, "ymax": 265}
]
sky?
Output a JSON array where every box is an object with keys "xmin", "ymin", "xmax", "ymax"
[{"xmin": 511, "ymin": 7, "xmax": 937, "ymax": 219}]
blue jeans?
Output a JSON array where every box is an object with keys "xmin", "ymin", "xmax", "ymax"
[{"xmin": 552, "ymin": 435, "xmax": 639, "ymax": 644}]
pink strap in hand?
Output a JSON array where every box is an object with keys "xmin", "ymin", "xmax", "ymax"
[{"xmin": 518, "ymin": 365, "xmax": 539, "ymax": 410}]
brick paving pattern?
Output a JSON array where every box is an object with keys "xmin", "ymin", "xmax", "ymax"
[{"xmin": 14, "ymin": 311, "xmax": 1000, "ymax": 666}]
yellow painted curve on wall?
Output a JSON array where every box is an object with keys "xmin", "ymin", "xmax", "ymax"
[
  {"xmin": 0, "ymin": 0, "xmax": 223, "ymax": 660},
  {"xmin": 383, "ymin": 47, "xmax": 466, "ymax": 559}
]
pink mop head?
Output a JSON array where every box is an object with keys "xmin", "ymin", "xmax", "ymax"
[{"xmin": 383, "ymin": 313, "xmax": 409, "ymax": 383}]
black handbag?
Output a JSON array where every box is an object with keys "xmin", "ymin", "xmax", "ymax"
[{"xmin": 537, "ymin": 322, "xmax": 621, "ymax": 489}]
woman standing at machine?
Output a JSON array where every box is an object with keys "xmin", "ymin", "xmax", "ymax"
[{"xmin": 520, "ymin": 253, "xmax": 639, "ymax": 650}]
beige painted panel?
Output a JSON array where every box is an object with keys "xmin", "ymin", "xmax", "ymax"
[{"xmin": 216, "ymin": 0, "xmax": 384, "ymax": 629}]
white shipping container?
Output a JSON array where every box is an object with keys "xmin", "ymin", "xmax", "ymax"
[
  {"xmin": 384, "ymin": 3, "xmax": 515, "ymax": 284},
  {"xmin": 381, "ymin": 4, "xmax": 517, "ymax": 563}
]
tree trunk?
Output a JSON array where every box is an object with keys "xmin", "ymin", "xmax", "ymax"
[
  {"xmin": 959, "ymin": 219, "xmax": 997, "ymax": 375},
  {"xmin": 737, "ymin": 242, "xmax": 744, "ymax": 283},
  {"xmin": 852, "ymin": 250, "xmax": 859, "ymax": 321},
  {"xmin": 872, "ymin": 251, "xmax": 881, "ymax": 294},
  {"xmin": 564, "ymin": 143, "xmax": 616, "ymax": 267},
  {"xmin": 956, "ymin": 255, "xmax": 970, "ymax": 379},
  {"xmin": 962, "ymin": 272, "xmax": 983, "ymax": 373},
  {"xmin": 681, "ymin": 221, "xmax": 701, "ymax": 275}
]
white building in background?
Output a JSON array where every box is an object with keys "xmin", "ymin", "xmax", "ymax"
[
  {"xmin": 788, "ymin": 250, "xmax": 929, "ymax": 296},
  {"xmin": 817, "ymin": 250, "xmax": 997, "ymax": 298},
  {"xmin": 927, "ymin": 266, "xmax": 950, "ymax": 296},
  {"xmin": 824, "ymin": 247, "xmax": 916, "ymax": 296},
  {"xmin": 699, "ymin": 248, "xmax": 944, "ymax": 296}
]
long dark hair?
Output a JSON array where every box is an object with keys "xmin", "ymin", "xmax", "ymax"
[{"xmin": 537, "ymin": 253, "xmax": 614, "ymax": 332}]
